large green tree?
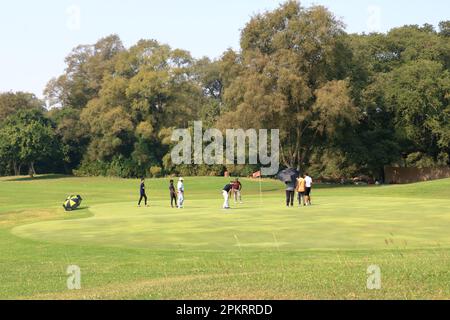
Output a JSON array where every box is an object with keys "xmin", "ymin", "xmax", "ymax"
[
  {"xmin": 5, "ymin": 2, "xmax": 441, "ymax": 180},
  {"xmin": 45, "ymin": 34, "xmax": 124, "ymax": 110},
  {"xmin": 0, "ymin": 109, "xmax": 59, "ymax": 177},
  {"xmin": 219, "ymin": 1, "xmax": 359, "ymax": 169},
  {"xmin": 79, "ymin": 40, "xmax": 203, "ymax": 171},
  {"xmin": 368, "ymin": 60, "xmax": 450, "ymax": 160}
]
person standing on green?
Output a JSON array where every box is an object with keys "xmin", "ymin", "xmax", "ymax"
[
  {"xmin": 296, "ymin": 176, "xmax": 306, "ymax": 206},
  {"xmin": 177, "ymin": 177, "xmax": 185, "ymax": 209},
  {"xmin": 232, "ymin": 178, "xmax": 243, "ymax": 204},
  {"xmin": 285, "ymin": 180, "xmax": 295, "ymax": 207},
  {"xmin": 169, "ymin": 179, "xmax": 177, "ymax": 208},
  {"xmin": 304, "ymin": 173, "xmax": 313, "ymax": 206},
  {"xmin": 138, "ymin": 178, "xmax": 148, "ymax": 207}
]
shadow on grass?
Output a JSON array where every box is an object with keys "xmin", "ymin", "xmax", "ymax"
[
  {"xmin": 4, "ymin": 174, "xmax": 73, "ymax": 182},
  {"xmin": 63, "ymin": 206, "xmax": 94, "ymax": 220},
  {"xmin": 310, "ymin": 184, "xmax": 374, "ymax": 190},
  {"xmin": 62, "ymin": 206, "xmax": 90, "ymax": 212},
  {"xmin": 266, "ymin": 183, "xmax": 367, "ymax": 192}
]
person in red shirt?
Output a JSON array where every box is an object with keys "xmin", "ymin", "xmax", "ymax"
[{"xmin": 231, "ymin": 178, "xmax": 243, "ymax": 204}]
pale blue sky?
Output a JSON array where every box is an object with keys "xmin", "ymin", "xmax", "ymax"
[{"xmin": 0, "ymin": 0, "xmax": 449, "ymax": 98}]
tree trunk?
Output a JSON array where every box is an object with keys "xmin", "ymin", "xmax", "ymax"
[
  {"xmin": 12, "ymin": 160, "xmax": 20, "ymax": 176},
  {"xmin": 63, "ymin": 162, "xmax": 69, "ymax": 175},
  {"xmin": 29, "ymin": 162, "xmax": 36, "ymax": 178},
  {"xmin": 380, "ymin": 166, "xmax": 386, "ymax": 184}
]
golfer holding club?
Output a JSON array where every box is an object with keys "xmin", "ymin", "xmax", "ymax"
[{"xmin": 222, "ymin": 182, "xmax": 232, "ymax": 209}]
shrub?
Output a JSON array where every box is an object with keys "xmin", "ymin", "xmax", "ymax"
[
  {"xmin": 149, "ymin": 166, "xmax": 163, "ymax": 178},
  {"xmin": 407, "ymin": 152, "xmax": 449, "ymax": 168},
  {"xmin": 107, "ymin": 156, "xmax": 138, "ymax": 178},
  {"xmin": 197, "ymin": 164, "xmax": 225, "ymax": 176},
  {"xmin": 226, "ymin": 164, "xmax": 258, "ymax": 177},
  {"xmin": 73, "ymin": 160, "xmax": 109, "ymax": 177},
  {"xmin": 74, "ymin": 156, "xmax": 140, "ymax": 178}
]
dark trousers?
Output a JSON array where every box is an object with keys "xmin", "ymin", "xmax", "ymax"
[
  {"xmin": 286, "ymin": 190, "xmax": 294, "ymax": 206},
  {"xmin": 138, "ymin": 193, "xmax": 147, "ymax": 206},
  {"xmin": 298, "ymin": 192, "xmax": 305, "ymax": 205},
  {"xmin": 170, "ymin": 192, "xmax": 177, "ymax": 207}
]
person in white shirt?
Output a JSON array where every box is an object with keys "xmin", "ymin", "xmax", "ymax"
[
  {"xmin": 304, "ymin": 173, "xmax": 313, "ymax": 206},
  {"xmin": 177, "ymin": 177, "xmax": 185, "ymax": 209}
]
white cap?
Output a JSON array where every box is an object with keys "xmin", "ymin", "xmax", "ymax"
[{"xmin": 179, "ymin": 177, "xmax": 184, "ymax": 181}]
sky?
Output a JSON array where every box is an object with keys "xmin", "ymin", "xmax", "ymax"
[{"xmin": 0, "ymin": 0, "xmax": 449, "ymax": 98}]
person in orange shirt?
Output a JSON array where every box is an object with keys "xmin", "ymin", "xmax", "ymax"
[{"xmin": 296, "ymin": 176, "xmax": 306, "ymax": 207}]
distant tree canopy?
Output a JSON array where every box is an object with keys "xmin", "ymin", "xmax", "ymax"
[
  {"xmin": 1, "ymin": 1, "xmax": 449, "ymax": 179},
  {"xmin": 0, "ymin": 92, "xmax": 44, "ymax": 119},
  {"xmin": 0, "ymin": 108, "xmax": 60, "ymax": 176}
]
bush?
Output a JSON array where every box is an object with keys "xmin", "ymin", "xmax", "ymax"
[
  {"xmin": 226, "ymin": 164, "xmax": 258, "ymax": 177},
  {"xmin": 175, "ymin": 164, "xmax": 197, "ymax": 177},
  {"xmin": 107, "ymin": 156, "xmax": 138, "ymax": 178},
  {"xmin": 407, "ymin": 152, "xmax": 449, "ymax": 168},
  {"xmin": 73, "ymin": 160, "xmax": 109, "ymax": 177},
  {"xmin": 149, "ymin": 166, "xmax": 163, "ymax": 178},
  {"xmin": 172, "ymin": 164, "xmax": 226, "ymax": 177},
  {"xmin": 308, "ymin": 150, "xmax": 360, "ymax": 180},
  {"xmin": 74, "ymin": 156, "xmax": 140, "ymax": 178},
  {"xmin": 197, "ymin": 164, "xmax": 225, "ymax": 176}
]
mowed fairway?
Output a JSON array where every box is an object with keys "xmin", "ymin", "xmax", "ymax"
[{"xmin": 1, "ymin": 175, "xmax": 450, "ymax": 299}]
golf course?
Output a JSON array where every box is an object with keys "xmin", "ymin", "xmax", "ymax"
[{"xmin": 1, "ymin": 175, "xmax": 449, "ymax": 299}]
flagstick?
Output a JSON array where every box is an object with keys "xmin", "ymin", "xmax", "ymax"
[{"xmin": 259, "ymin": 175, "xmax": 262, "ymax": 206}]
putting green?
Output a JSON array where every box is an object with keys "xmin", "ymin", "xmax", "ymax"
[
  {"xmin": 12, "ymin": 184, "xmax": 450, "ymax": 250},
  {"xmin": 2, "ymin": 176, "xmax": 450, "ymax": 299}
]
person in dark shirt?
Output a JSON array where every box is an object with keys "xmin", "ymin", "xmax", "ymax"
[
  {"xmin": 138, "ymin": 178, "xmax": 148, "ymax": 207},
  {"xmin": 222, "ymin": 183, "xmax": 232, "ymax": 209},
  {"xmin": 285, "ymin": 180, "xmax": 295, "ymax": 207},
  {"xmin": 169, "ymin": 179, "xmax": 177, "ymax": 208}
]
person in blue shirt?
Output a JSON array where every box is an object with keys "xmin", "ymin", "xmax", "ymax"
[{"xmin": 138, "ymin": 178, "xmax": 148, "ymax": 207}]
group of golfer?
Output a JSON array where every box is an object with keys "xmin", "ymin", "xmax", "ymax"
[
  {"xmin": 285, "ymin": 174, "xmax": 313, "ymax": 207},
  {"xmin": 138, "ymin": 174, "xmax": 312, "ymax": 209},
  {"xmin": 138, "ymin": 177, "xmax": 185, "ymax": 208},
  {"xmin": 222, "ymin": 178, "xmax": 243, "ymax": 209}
]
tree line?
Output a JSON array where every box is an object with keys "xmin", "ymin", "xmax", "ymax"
[{"xmin": 1, "ymin": 1, "xmax": 449, "ymax": 180}]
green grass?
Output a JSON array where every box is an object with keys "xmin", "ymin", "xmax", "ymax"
[{"xmin": 0, "ymin": 175, "xmax": 449, "ymax": 299}]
